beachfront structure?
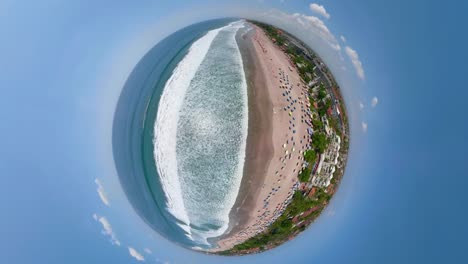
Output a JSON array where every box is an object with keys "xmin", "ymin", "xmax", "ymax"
[
  {"xmin": 322, "ymin": 116, "xmax": 331, "ymax": 136},
  {"xmin": 220, "ymin": 21, "xmax": 350, "ymax": 255},
  {"xmin": 308, "ymin": 77, "xmax": 320, "ymax": 88},
  {"xmin": 311, "ymin": 133, "xmax": 341, "ymax": 188}
]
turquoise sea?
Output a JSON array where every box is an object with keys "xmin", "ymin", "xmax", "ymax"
[{"xmin": 112, "ymin": 18, "xmax": 247, "ymax": 249}]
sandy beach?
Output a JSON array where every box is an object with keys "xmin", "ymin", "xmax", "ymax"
[{"xmin": 213, "ymin": 24, "xmax": 312, "ymax": 251}]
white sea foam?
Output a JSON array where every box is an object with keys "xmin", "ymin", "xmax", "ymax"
[
  {"xmin": 154, "ymin": 20, "xmax": 248, "ymax": 246},
  {"xmin": 209, "ymin": 20, "xmax": 248, "ymax": 239},
  {"xmin": 154, "ymin": 25, "xmax": 227, "ymax": 239}
]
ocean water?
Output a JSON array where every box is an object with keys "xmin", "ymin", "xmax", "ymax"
[
  {"xmin": 112, "ymin": 18, "xmax": 246, "ymax": 249},
  {"xmin": 154, "ymin": 21, "xmax": 248, "ymax": 245}
]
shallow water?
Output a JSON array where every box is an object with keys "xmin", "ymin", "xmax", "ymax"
[
  {"xmin": 112, "ymin": 19, "xmax": 240, "ymax": 249},
  {"xmin": 154, "ymin": 21, "xmax": 248, "ymax": 245}
]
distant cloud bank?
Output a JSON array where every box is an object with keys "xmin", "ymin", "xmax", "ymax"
[
  {"xmin": 359, "ymin": 101, "xmax": 364, "ymax": 110},
  {"xmin": 259, "ymin": 8, "xmax": 367, "ymax": 82},
  {"xmin": 361, "ymin": 122, "xmax": 368, "ymax": 132},
  {"xmin": 340, "ymin": 35, "xmax": 346, "ymax": 43},
  {"xmin": 93, "ymin": 213, "xmax": 120, "ymax": 246},
  {"xmin": 128, "ymin": 247, "xmax": 145, "ymax": 261},
  {"xmin": 345, "ymin": 46, "xmax": 365, "ymax": 80},
  {"xmin": 266, "ymin": 10, "xmax": 341, "ymax": 51},
  {"xmin": 309, "ymin": 3, "xmax": 330, "ymax": 19},
  {"xmin": 95, "ymin": 178, "xmax": 110, "ymax": 206}
]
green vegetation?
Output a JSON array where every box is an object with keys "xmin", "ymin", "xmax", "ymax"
[
  {"xmin": 252, "ymin": 21, "xmax": 286, "ymax": 46},
  {"xmin": 303, "ymin": 149, "xmax": 316, "ymax": 163},
  {"xmin": 298, "ymin": 148, "xmax": 317, "ymax": 184},
  {"xmin": 308, "ymin": 96, "xmax": 315, "ymax": 105},
  {"xmin": 318, "ymin": 105, "xmax": 327, "ymax": 117},
  {"xmin": 313, "ymin": 84, "xmax": 330, "ymax": 117},
  {"xmin": 309, "ymin": 98, "xmax": 316, "ymax": 113},
  {"xmin": 325, "ymin": 98, "xmax": 332, "ymax": 110},
  {"xmin": 298, "ymin": 167, "xmax": 311, "ymax": 182},
  {"xmin": 253, "ymin": 21, "xmax": 319, "ymax": 85},
  {"xmin": 331, "ymin": 168, "xmax": 342, "ymax": 185},
  {"xmin": 312, "ymin": 118, "xmax": 324, "ymax": 131},
  {"xmin": 286, "ymin": 46, "xmax": 296, "ymax": 55},
  {"xmin": 312, "ymin": 132, "xmax": 329, "ymax": 154},
  {"xmin": 328, "ymin": 116, "xmax": 342, "ymax": 138},
  {"xmin": 223, "ymin": 20, "xmax": 350, "ymax": 256},
  {"xmin": 222, "ymin": 189, "xmax": 331, "ymax": 254},
  {"xmin": 318, "ymin": 84, "xmax": 327, "ymax": 100},
  {"xmin": 294, "ymin": 55, "xmax": 315, "ymax": 82}
]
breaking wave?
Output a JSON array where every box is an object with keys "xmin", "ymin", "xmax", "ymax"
[{"xmin": 154, "ymin": 20, "xmax": 248, "ymax": 246}]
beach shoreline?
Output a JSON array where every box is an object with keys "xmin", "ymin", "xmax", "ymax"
[
  {"xmin": 213, "ymin": 23, "xmax": 310, "ymax": 251},
  {"xmin": 214, "ymin": 23, "xmax": 274, "ymax": 246}
]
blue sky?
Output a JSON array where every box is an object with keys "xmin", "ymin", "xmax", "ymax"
[{"xmin": 0, "ymin": 0, "xmax": 467, "ymax": 263}]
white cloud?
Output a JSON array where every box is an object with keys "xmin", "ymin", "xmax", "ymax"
[
  {"xmin": 309, "ymin": 3, "xmax": 330, "ymax": 19},
  {"xmin": 345, "ymin": 46, "xmax": 365, "ymax": 80},
  {"xmin": 255, "ymin": 9, "xmax": 342, "ymax": 53},
  {"xmin": 340, "ymin": 35, "xmax": 346, "ymax": 43},
  {"xmin": 291, "ymin": 13, "xmax": 341, "ymax": 51},
  {"xmin": 371, "ymin": 96, "xmax": 379, "ymax": 108},
  {"xmin": 95, "ymin": 178, "xmax": 110, "ymax": 206},
  {"xmin": 361, "ymin": 122, "xmax": 368, "ymax": 133},
  {"xmin": 359, "ymin": 101, "xmax": 364, "ymax": 110},
  {"xmin": 143, "ymin": 248, "xmax": 152, "ymax": 254},
  {"xmin": 93, "ymin": 214, "xmax": 120, "ymax": 246},
  {"xmin": 128, "ymin": 247, "xmax": 145, "ymax": 262}
]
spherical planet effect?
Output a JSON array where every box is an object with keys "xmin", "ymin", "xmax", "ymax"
[{"xmin": 113, "ymin": 18, "xmax": 349, "ymax": 255}]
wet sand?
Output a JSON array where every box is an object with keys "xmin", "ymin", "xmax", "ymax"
[
  {"xmin": 213, "ymin": 23, "xmax": 311, "ymax": 251},
  {"xmin": 213, "ymin": 24, "xmax": 274, "ymax": 245}
]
